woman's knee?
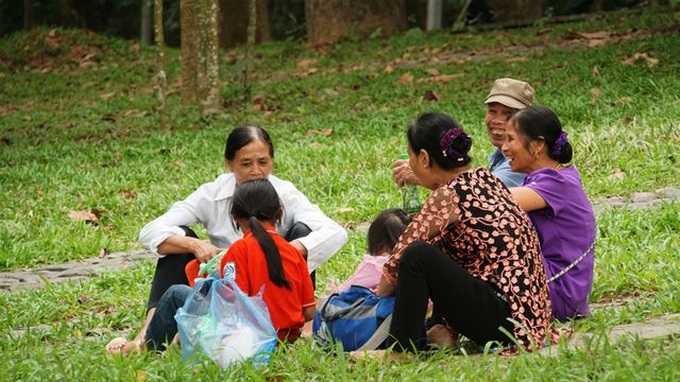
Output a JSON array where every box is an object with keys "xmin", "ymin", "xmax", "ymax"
[
  {"xmin": 400, "ymin": 241, "xmax": 438, "ymax": 267},
  {"xmin": 165, "ymin": 285, "xmax": 193, "ymax": 306}
]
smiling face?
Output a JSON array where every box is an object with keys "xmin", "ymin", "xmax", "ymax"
[
  {"xmin": 485, "ymin": 102, "xmax": 519, "ymax": 148},
  {"xmin": 501, "ymin": 119, "xmax": 535, "ymax": 174},
  {"xmin": 226, "ymin": 140, "xmax": 274, "ymax": 184}
]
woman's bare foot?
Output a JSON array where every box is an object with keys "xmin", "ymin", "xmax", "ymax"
[
  {"xmin": 120, "ymin": 338, "xmax": 144, "ymax": 355},
  {"xmin": 105, "ymin": 337, "xmax": 128, "ymax": 354},
  {"xmin": 426, "ymin": 324, "xmax": 457, "ymax": 348}
]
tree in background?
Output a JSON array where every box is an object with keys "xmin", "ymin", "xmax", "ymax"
[
  {"xmin": 219, "ymin": 0, "xmax": 270, "ymax": 48},
  {"xmin": 154, "ymin": 0, "xmax": 169, "ymax": 131},
  {"xmin": 179, "ymin": 0, "xmax": 220, "ymax": 112},
  {"xmin": 488, "ymin": 0, "xmax": 542, "ymax": 24},
  {"xmin": 305, "ymin": 0, "xmax": 407, "ymax": 44}
]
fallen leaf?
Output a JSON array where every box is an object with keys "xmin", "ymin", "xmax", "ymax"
[
  {"xmin": 422, "ymin": 90, "xmax": 440, "ymax": 102},
  {"xmin": 68, "ymin": 210, "xmax": 99, "ymax": 226},
  {"xmin": 336, "ymin": 207, "xmax": 355, "ymax": 213},
  {"xmin": 306, "ymin": 128, "xmax": 333, "ymax": 137},
  {"xmin": 78, "ymin": 295, "xmax": 90, "ymax": 304},
  {"xmin": 252, "ymin": 96, "xmax": 268, "ymax": 112},
  {"xmin": 98, "ymin": 248, "xmax": 109, "ymax": 258},
  {"xmin": 399, "ymin": 72, "xmax": 414, "ymax": 84},
  {"xmin": 589, "ymin": 87, "xmax": 601, "ymax": 105},
  {"xmin": 297, "ymin": 58, "xmax": 317, "ymax": 69},
  {"xmin": 622, "ymin": 52, "xmax": 658, "ymax": 68},
  {"xmin": 120, "ymin": 190, "xmax": 136, "ymax": 199},
  {"xmin": 100, "ymin": 92, "xmax": 116, "ymax": 100},
  {"xmin": 384, "ymin": 65, "xmax": 394, "ymax": 73},
  {"xmin": 101, "ymin": 114, "xmax": 117, "ymax": 122},
  {"xmin": 592, "ymin": 66, "xmax": 601, "ymax": 78},
  {"xmin": 608, "ymin": 168, "xmax": 627, "ymax": 181},
  {"xmin": 425, "ymin": 68, "xmax": 440, "ymax": 76}
]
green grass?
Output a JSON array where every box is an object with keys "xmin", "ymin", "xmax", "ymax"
[{"xmin": 1, "ymin": 8, "xmax": 679, "ymax": 380}]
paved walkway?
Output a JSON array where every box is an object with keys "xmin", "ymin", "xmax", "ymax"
[{"xmin": 1, "ymin": 186, "xmax": 678, "ymax": 292}]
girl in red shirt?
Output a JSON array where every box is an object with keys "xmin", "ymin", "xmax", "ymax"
[{"xmin": 219, "ymin": 178, "xmax": 316, "ymax": 342}]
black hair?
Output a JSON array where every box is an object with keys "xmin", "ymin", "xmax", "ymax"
[
  {"xmin": 367, "ymin": 208, "xmax": 411, "ymax": 255},
  {"xmin": 224, "ymin": 126, "xmax": 275, "ymax": 161},
  {"xmin": 510, "ymin": 106, "xmax": 573, "ymax": 164},
  {"xmin": 406, "ymin": 112, "xmax": 472, "ymax": 169},
  {"xmin": 231, "ymin": 179, "xmax": 290, "ymax": 290}
]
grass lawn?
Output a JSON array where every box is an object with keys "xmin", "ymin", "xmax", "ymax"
[{"xmin": 1, "ymin": 8, "xmax": 679, "ymax": 381}]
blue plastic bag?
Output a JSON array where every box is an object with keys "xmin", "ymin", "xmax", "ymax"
[
  {"xmin": 313, "ymin": 285, "xmax": 395, "ymax": 351},
  {"xmin": 175, "ymin": 277, "xmax": 278, "ymax": 368}
]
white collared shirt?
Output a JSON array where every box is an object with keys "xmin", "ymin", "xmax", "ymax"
[{"xmin": 139, "ymin": 173, "xmax": 348, "ymax": 272}]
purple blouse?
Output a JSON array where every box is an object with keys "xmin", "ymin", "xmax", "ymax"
[{"xmin": 524, "ymin": 165, "xmax": 596, "ymax": 321}]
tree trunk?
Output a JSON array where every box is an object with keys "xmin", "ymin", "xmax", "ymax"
[
  {"xmin": 305, "ymin": 0, "xmax": 407, "ymax": 44},
  {"xmin": 141, "ymin": 0, "xmax": 153, "ymax": 45},
  {"xmin": 198, "ymin": 0, "xmax": 221, "ymax": 112},
  {"xmin": 24, "ymin": 0, "xmax": 34, "ymax": 29},
  {"xmin": 218, "ymin": 0, "xmax": 270, "ymax": 48},
  {"xmin": 488, "ymin": 0, "xmax": 543, "ymax": 24},
  {"xmin": 181, "ymin": 0, "xmax": 221, "ymax": 111},
  {"xmin": 243, "ymin": 0, "xmax": 257, "ymax": 101},
  {"xmin": 180, "ymin": 0, "xmax": 198, "ymax": 104},
  {"xmin": 154, "ymin": 0, "xmax": 169, "ymax": 132}
]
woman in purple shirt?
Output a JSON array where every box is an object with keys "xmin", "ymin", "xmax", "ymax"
[{"xmin": 502, "ymin": 106, "xmax": 596, "ymax": 321}]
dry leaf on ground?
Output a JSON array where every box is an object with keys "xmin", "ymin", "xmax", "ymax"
[
  {"xmin": 608, "ymin": 168, "xmax": 627, "ymax": 181},
  {"xmin": 399, "ymin": 72, "xmax": 414, "ymax": 84},
  {"xmin": 622, "ymin": 52, "xmax": 659, "ymax": 68},
  {"xmin": 422, "ymin": 90, "xmax": 440, "ymax": 102},
  {"xmin": 68, "ymin": 210, "xmax": 100, "ymax": 225},
  {"xmin": 306, "ymin": 128, "xmax": 333, "ymax": 137},
  {"xmin": 296, "ymin": 58, "xmax": 318, "ymax": 69}
]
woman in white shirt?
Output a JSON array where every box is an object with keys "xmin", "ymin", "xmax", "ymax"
[{"xmin": 107, "ymin": 125, "xmax": 348, "ymax": 353}]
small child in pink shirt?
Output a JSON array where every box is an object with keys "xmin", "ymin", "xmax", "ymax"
[{"xmin": 336, "ymin": 208, "xmax": 411, "ymax": 292}]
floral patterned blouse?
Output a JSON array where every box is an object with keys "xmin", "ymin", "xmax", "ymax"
[{"xmin": 384, "ymin": 167, "xmax": 555, "ymax": 352}]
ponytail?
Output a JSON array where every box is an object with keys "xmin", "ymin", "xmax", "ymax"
[
  {"xmin": 248, "ymin": 216, "xmax": 291, "ymax": 290},
  {"xmin": 231, "ymin": 179, "xmax": 291, "ymax": 290}
]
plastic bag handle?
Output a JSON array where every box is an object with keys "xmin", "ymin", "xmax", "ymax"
[{"xmin": 218, "ymin": 276, "xmax": 275, "ymax": 333}]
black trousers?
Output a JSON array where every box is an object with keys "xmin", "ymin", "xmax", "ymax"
[
  {"xmin": 388, "ymin": 241, "xmax": 513, "ymax": 352},
  {"xmin": 146, "ymin": 222, "xmax": 314, "ymax": 310}
]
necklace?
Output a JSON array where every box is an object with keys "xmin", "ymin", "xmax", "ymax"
[{"xmin": 554, "ymin": 163, "xmax": 563, "ymax": 170}]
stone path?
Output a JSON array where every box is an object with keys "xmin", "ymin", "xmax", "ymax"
[
  {"xmin": 1, "ymin": 186, "xmax": 678, "ymax": 292},
  {"xmin": 539, "ymin": 314, "xmax": 680, "ymax": 356}
]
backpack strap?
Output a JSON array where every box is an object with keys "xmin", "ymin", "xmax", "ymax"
[{"xmin": 355, "ymin": 314, "xmax": 392, "ymax": 351}]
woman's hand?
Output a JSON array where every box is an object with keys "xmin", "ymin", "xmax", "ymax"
[
  {"xmin": 157, "ymin": 235, "xmax": 221, "ymax": 263},
  {"xmin": 189, "ymin": 238, "xmax": 222, "ymax": 263},
  {"xmin": 393, "ymin": 159, "xmax": 421, "ymax": 187}
]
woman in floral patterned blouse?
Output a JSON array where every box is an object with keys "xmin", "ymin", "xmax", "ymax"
[{"xmin": 376, "ymin": 112, "xmax": 556, "ymax": 353}]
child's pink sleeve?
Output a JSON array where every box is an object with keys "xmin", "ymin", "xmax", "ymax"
[{"xmin": 337, "ymin": 254, "xmax": 388, "ymax": 292}]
